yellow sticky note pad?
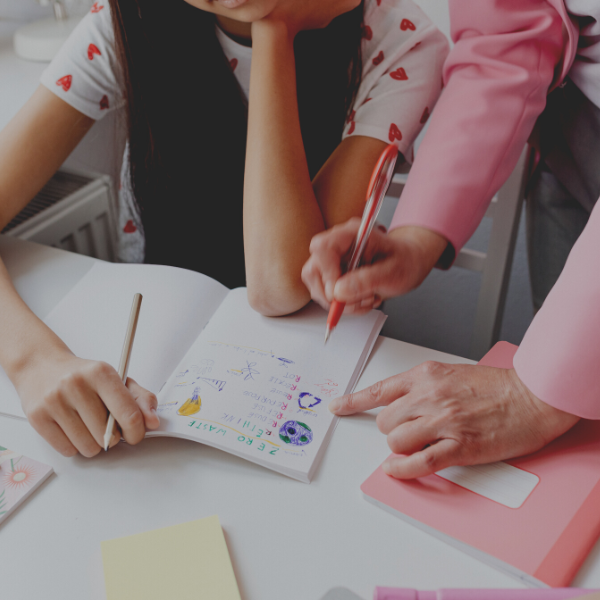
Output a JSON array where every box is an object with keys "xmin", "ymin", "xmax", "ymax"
[{"xmin": 101, "ymin": 515, "xmax": 241, "ymax": 600}]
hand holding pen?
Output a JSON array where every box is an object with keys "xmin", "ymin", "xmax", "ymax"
[
  {"xmin": 302, "ymin": 144, "xmax": 448, "ymax": 329},
  {"xmin": 320, "ymin": 143, "xmax": 398, "ymax": 342}
]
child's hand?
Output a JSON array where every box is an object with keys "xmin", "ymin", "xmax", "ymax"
[
  {"xmin": 257, "ymin": 0, "xmax": 362, "ymax": 38},
  {"xmin": 16, "ymin": 351, "xmax": 159, "ymax": 457}
]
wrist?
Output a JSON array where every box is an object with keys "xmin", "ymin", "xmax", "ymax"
[
  {"xmin": 389, "ymin": 226, "xmax": 448, "ymax": 285},
  {"xmin": 6, "ymin": 333, "xmax": 72, "ymax": 388},
  {"xmin": 251, "ymin": 18, "xmax": 295, "ymax": 45},
  {"xmin": 505, "ymin": 368, "xmax": 580, "ymax": 444}
]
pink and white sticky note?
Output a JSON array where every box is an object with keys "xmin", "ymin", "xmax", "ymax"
[{"xmin": 0, "ymin": 446, "xmax": 53, "ymax": 524}]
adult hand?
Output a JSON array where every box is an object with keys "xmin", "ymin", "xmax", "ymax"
[
  {"xmin": 257, "ymin": 0, "xmax": 361, "ymax": 38},
  {"xmin": 16, "ymin": 351, "xmax": 159, "ymax": 458},
  {"xmin": 329, "ymin": 362, "xmax": 579, "ymax": 478},
  {"xmin": 302, "ymin": 222, "xmax": 448, "ymax": 314}
]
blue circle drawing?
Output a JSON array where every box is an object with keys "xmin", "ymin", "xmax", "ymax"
[
  {"xmin": 279, "ymin": 420, "xmax": 313, "ymax": 446},
  {"xmin": 298, "ymin": 392, "xmax": 322, "ymax": 410}
]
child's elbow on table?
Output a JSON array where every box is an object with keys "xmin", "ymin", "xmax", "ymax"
[{"xmin": 247, "ymin": 275, "xmax": 311, "ymax": 317}]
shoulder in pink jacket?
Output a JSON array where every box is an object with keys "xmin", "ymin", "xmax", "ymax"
[{"xmin": 390, "ymin": 1, "xmax": 600, "ymax": 418}]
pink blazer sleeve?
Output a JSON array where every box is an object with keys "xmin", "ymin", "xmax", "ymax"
[
  {"xmin": 388, "ymin": 0, "xmax": 567, "ymax": 257},
  {"xmin": 514, "ymin": 203, "xmax": 600, "ymax": 419}
]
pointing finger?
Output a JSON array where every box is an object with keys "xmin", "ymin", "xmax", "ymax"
[{"xmin": 329, "ymin": 374, "xmax": 411, "ymax": 415}]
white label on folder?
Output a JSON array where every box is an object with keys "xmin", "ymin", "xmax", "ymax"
[{"xmin": 435, "ymin": 462, "xmax": 539, "ymax": 508}]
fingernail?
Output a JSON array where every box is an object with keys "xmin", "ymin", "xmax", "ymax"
[
  {"xmin": 382, "ymin": 461, "xmax": 391, "ymax": 475},
  {"xmin": 329, "ymin": 399, "xmax": 340, "ymax": 413},
  {"xmin": 151, "ymin": 407, "xmax": 157, "ymax": 414},
  {"xmin": 325, "ymin": 281, "xmax": 334, "ymax": 301}
]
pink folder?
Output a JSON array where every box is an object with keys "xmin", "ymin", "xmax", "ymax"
[{"xmin": 361, "ymin": 342, "xmax": 600, "ymax": 588}]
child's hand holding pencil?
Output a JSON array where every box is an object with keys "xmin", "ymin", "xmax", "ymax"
[{"xmin": 15, "ymin": 295, "xmax": 158, "ymax": 457}]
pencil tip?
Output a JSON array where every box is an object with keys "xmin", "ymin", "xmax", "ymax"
[{"xmin": 324, "ymin": 327, "xmax": 331, "ymax": 345}]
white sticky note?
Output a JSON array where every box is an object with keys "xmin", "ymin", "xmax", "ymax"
[{"xmin": 436, "ymin": 461, "xmax": 539, "ymax": 508}]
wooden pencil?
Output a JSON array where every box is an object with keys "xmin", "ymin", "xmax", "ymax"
[{"xmin": 103, "ymin": 293, "xmax": 143, "ymax": 451}]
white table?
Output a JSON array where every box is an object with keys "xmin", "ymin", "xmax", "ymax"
[{"xmin": 1, "ymin": 237, "xmax": 599, "ymax": 600}]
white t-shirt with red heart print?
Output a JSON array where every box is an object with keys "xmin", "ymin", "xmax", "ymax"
[{"xmin": 40, "ymin": 0, "xmax": 448, "ymax": 264}]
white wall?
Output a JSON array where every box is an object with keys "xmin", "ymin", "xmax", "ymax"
[
  {"xmin": 0, "ymin": 0, "xmax": 92, "ymax": 21},
  {"xmin": 379, "ymin": 0, "xmax": 534, "ymax": 360}
]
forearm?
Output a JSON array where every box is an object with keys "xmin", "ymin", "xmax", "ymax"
[
  {"xmin": 244, "ymin": 20, "xmax": 324, "ymax": 316},
  {"xmin": 0, "ymin": 86, "xmax": 94, "ymax": 228},
  {"xmin": 390, "ymin": 0, "xmax": 565, "ymax": 256},
  {"xmin": 0, "ymin": 87, "xmax": 95, "ymax": 382},
  {"xmin": 0, "ymin": 257, "xmax": 71, "ymax": 385},
  {"xmin": 514, "ymin": 201, "xmax": 600, "ymax": 420}
]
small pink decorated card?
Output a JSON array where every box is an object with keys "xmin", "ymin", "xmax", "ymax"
[{"xmin": 0, "ymin": 446, "xmax": 53, "ymax": 524}]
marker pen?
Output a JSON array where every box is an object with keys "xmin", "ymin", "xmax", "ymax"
[{"xmin": 374, "ymin": 589, "xmax": 599, "ymax": 600}]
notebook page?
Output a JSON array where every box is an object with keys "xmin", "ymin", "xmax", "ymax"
[
  {"xmin": 151, "ymin": 288, "xmax": 386, "ymax": 481},
  {"xmin": 42, "ymin": 262, "xmax": 229, "ymax": 394}
]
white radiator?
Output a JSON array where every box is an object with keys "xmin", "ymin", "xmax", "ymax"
[{"xmin": 1, "ymin": 169, "xmax": 118, "ymax": 262}]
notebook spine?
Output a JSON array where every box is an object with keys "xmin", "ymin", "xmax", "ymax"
[{"xmin": 534, "ymin": 477, "xmax": 600, "ymax": 587}]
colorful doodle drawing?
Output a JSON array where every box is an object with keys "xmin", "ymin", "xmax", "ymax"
[
  {"xmin": 199, "ymin": 378, "xmax": 226, "ymax": 392},
  {"xmin": 241, "ymin": 361, "xmax": 259, "ymax": 381},
  {"xmin": 3, "ymin": 457, "xmax": 35, "ymax": 491},
  {"xmin": 177, "ymin": 360, "xmax": 214, "ymax": 379},
  {"xmin": 209, "ymin": 341, "xmax": 274, "ymax": 355},
  {"xmin": 176, "ymin": 376, "xmax": 226, "ymax": 392},
  {"xmin": 157, "ymin": 400, "xmax": 179, "ymax": 414},
  {"xmin": 315, "ymin": 379, "xmax": 340, "ymax": 398},
  {"xmin": 298, "ymin": 392, "xmax": 322, "ymax": 410},
  {"xmin": 277, "ymin": 357, "xmax": 294, "ymax": 367},
  {"xmin": 177, "ymin": 387, "xmax": 201, "ymax": 417},
  {"xmin": 197, "ymin": 359, "xmax": 214, "ymax": 375},
  {"xmin": 279, "ymin": 420, "xmax": 313, "ymax": 446}
]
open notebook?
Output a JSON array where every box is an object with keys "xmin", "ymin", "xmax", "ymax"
[{"xmin": 0, "ymin": 262, "xmax": 385, "ymax": 482}]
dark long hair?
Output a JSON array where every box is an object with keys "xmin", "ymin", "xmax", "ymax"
[{"xmin": 110, "ymin": 0, "xmax": 364, "ymax": 288}]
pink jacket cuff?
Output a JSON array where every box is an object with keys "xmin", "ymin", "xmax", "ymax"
[{"xmin": 514, "ymin": 202, "xmax": 600, "ymax": 420}]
